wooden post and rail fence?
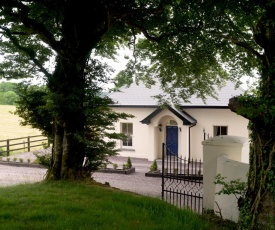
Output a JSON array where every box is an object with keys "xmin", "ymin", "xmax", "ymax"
[{"xmin": 0, "ymin": 135, "xmax": 50, "ymax": 156}]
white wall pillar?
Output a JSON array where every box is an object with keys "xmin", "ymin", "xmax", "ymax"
[
  {"xmin": 202, "ymin": 135, "xmax": 249, "ymax": 212},
  {"xmin": 215, "ymin": 155, "xmax": 249, "ymax": 222}
]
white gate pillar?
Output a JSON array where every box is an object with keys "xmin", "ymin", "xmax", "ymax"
[{"xmin": 202, "ymin": 135, "xmax": 249, "ymax": 211}]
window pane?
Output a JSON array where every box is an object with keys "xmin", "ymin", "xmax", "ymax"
[
  {"xmin": 121, "ymin": 123, "xmax": 133, "ymax": 146},
  {"xmin": 122, "ymin": 123, "xmax": 127, "ymax": 133},
  {"xmin": 214, "ymin": 126, "xmax": 228, "ymax": 136},
  {"xmin": 221, "ymin": 126, "xmax": 227, "ymax": 135},
  {"xmin": 128, "ymin": 123, "xmax": 133, "ymax": 135},
  {"xmin": 128, "ymin": 135, "xmax": 132, "ymax": 146},
  {"xmin": 214, "ymin": 126, "xmax": 219, "ymax": 136}
]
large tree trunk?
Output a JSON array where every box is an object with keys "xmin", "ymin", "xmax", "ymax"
[
  {"xmin": 228, "ymin": 3, "xmax": 275, "ymax": 227},
  {"xmin": 245, "ymin": 121, "xmax": 275, "ymax": 228},
  {"xmin": 229, "ymin": 97, "xmax": 275, "ymax": 229},
  {"xmin": 43, "ymin": 1, "xmax": 108, "ymax": 180},
  {"xmin": 45, "ymin": 58, "xmax": 87, "ymax": 180}
]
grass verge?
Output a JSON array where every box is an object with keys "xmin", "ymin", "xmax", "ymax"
[{"xmin": 0, "ymin": 180, "xmax": 235, "ymax": 230}]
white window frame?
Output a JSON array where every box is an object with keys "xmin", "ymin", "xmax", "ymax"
[
  {"xmin": 213, "ymin": 126, "xmax": 228, "ymax": 136},
  {"xmin": 121, "ymin": 123, "xmax": 133, "ymax": 147}
]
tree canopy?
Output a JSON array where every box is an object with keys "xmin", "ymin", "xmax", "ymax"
[
  {"xmin": 0, "ymin": 1, "xmax": 274, "ymax": 228},
  {"xmin": 0, "ymin": 81, "xmax": 19, "ymax": 105}
]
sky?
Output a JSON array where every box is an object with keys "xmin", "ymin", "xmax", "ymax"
[{"xmin": 0, "ymin": 47, "xmax": 258, "ymax": 91}]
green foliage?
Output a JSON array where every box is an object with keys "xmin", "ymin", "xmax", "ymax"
[
  {"xmin": 0, "ymin": 91, "xmax": 19, "ymax": 105},
  {"xmin": 81, "ymin": 61, "xmax": 134, "ymax": 173},
  {"xmin": 114, "ymin": 1, "xmax": 260, "ymax": 104},
  {"xmin": 150, "ymin": 160, "xmax": 158, "ymax": 172},
  {"xmin": 14, "ymin": 83, "xmax": 53, "ymax": 138},
  {"xmin": 126, "ymin": 157, "xmax": 132, "ymax": 169},
  {"xmin": 0, "ymin": 82, "xmax": 19, "ymax": 105},
  {"xmin": 41, "ymin": 141, "xmax": 48, "ymax": 149},
  {"xmin": 33, "ymin": 151, "xmax": 51, "ymax": 168},
  {"xmin": 0, "ymin": 82, "xmax": 17, "ymax": 92},
  {"xmin": 113, "ymin": 163, "xmax": 118, "ymax": 169},
  {"xmin": 214, "ymin": 174, "xmax": 247, "ymax": 199}
]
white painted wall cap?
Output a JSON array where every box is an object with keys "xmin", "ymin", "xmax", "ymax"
[{"xmin": 202, "ymin": 135, "xmax": 249, "ymax": 146}]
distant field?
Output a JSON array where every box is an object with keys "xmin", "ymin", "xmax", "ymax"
[
  {"xmin": 0, "ymin": 105, "xmax": 42, "ymax": 141},
  {"xmin": 0, "ymin": 105, "xmax": 45, "ymax": 155}
]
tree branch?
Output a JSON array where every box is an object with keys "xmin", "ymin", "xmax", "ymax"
[
  {"xmin": 0, "ymin": 0, "xmax": 60, "ymax": 53},
  {"xmin": 218, "ymin": 33, "xmax": 264, "ymax": 60},
  {"xmin": 0, "ymin": 25, "xmax": 51, "ymax": 78}
]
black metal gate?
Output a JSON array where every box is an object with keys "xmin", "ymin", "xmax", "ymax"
[{"xmin": 161, "ymin": 143, "xmax": 203, "ymax": 213}]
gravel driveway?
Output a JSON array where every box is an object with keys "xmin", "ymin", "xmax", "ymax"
[
  {"xmin": 93, "ymin": 156, "xmax": 162, "ymax": 198},
  {"xmin": 0, "ymin": 154, "xmax": 162, "ymax": 199}
]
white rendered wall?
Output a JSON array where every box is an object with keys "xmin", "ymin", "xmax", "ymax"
[
  {"xmin": 215, "ymin": 155, "xmax": 249, "ymax": 222},
  {"xmin": 111, "ymin": 107, "xmax": 249, "ymax": 161},
  {"xmin": 202, "ymin": 136, "xmax": 249, "ymax": 220},
  {"xmin": 186, "ymin": 108, "xmax": 249, "ymax": 160},
  {"xmin": 112, "ymin": 107, "xmax": 155, "ymax": 159}
]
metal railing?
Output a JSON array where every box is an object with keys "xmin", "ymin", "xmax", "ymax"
[
  {"xmin": 162, "ymin": 143, "xmax": 203, "ymax": 213},
  {"xmin": 0, "ymin": 135, "xmax": 49, "ymax": 156}
]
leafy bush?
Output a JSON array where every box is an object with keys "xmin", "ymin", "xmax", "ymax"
[
  {"xmin": 33, "ymin": 152, "xmax": 51, "ymax": 168},
  {"xmin": 126, "ymin": 157, "xmax": 132, "ymax": 169},
  {"xmin": 113, "ymin": 163, "xmax": 118, "ymax": 169},
  {"xmin": 150, "ymin": 160, "xmax": 158, "ymax": 172}
]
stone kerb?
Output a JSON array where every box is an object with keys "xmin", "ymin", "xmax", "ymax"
[{"xmin": 202, "ymin": 135, "xmax": 249, "ymax": 213}]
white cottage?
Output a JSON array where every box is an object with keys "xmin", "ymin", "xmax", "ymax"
[{"xmin": 109, "ymin": 81, "xmax": 249, "ymax": 161}]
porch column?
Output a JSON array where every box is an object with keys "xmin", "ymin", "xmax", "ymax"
[{"xmin": 148, "ymin": 125, "xmax": 161, "ymax": 161}]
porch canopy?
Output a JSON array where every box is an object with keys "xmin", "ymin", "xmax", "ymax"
[{"xmin": 140, "ymin": 106, "xmax": 197, "ymax": 125}]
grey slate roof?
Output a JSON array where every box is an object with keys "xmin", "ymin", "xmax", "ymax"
[{"xmin": 109, "ymin": 81, "xmax": 245, "ymax": 107}]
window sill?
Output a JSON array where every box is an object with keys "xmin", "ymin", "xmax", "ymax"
[{"xmin": 119, "ymin": 148, "xmax": 135, "ymax": 152}]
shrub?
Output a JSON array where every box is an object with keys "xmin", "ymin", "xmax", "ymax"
[
  {"xmin": 126, "ymin": 157, "xmax": 132, "ymax": 169},
  {"xmin": 113, "ymin": 163, "xmax": 118, "ymax": 169},
  {"xmin": 33, "ymin": 151, "xmax": 51, "ymax": 168},
  {"xmin": 13, "ymin": 157, "xmax": 17, "ymax": 162},
  {"xmin": 150, "ymin": 160, "xmax": 158, "ymax": 172},
  {"xmin": 102, "ymin": 163, "xmax": 107, "ymax": 169},
  {"xmin": 42, "ymin": 141, "xmax": 48, "ymax": 149},
  {"xmin": 19, "ymin": 158, "xmax": 23, "ymax": 163}
]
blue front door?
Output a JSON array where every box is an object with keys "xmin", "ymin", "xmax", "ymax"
[{"xmin": 166, "ymin": 126, "xmax": 178, "ymax": 155}]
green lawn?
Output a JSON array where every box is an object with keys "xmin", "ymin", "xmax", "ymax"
[
  {"xmin": 0, "ymin": 105, "xmax": 42, "ymax": 141},
  {"xmin": 0, "ymin": 180, "xmax": 233, "ymax": 230}
]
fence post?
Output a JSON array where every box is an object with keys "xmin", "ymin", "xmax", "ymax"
[
  {"xmin": 161, "ymin": 143, "xmax": 165, "ymax": 200},
  {"xmin": 7, "ymin": 139, "xmax": 9, "ymax": 156},
  {"xmin": 27, "ymin": 136, "xmax": 30, "ymax": 152}
]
